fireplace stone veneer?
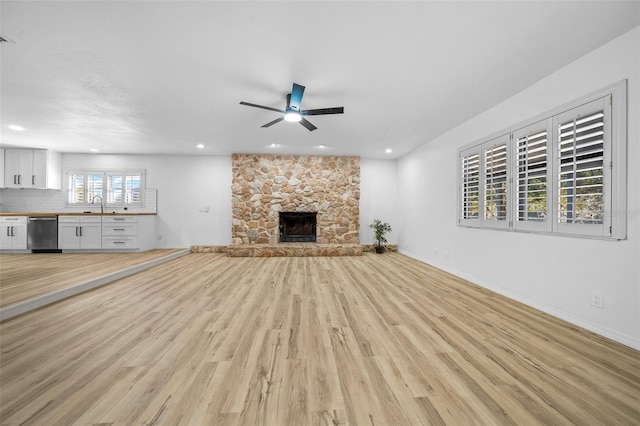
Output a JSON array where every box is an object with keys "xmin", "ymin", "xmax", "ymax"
[{"xmin": 231, "ymin": 154, "xmax": 360, "ymax": 245}]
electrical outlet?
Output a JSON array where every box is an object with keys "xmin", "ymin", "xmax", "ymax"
[{"xmin": 590, "ymin": 291, "xmax": 604, "ymax": 309}]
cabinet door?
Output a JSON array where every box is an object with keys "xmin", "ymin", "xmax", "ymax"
[
  {"xmin": 58, "ymin": 223, "xmax": 81, "ymax": 249},
  {"xmin": 4, "ymin": 150, "xmax": 21, "ymax": 188},
  {"xmin": 0, "ymin": 224, "xmax": 28, "ymax": 249},
  {"xmin": 31, "ymin": 149, "xmax": 48, "ymax": 188},
  {"xmin": 79, "ymin": 223, "xmax": 102, "ymax": 249},
  {"xmin": 0, "ymin": 225, "xmax": 12, "ymax": 249},
  {"xmin": 11, "ymin": 223, "xmax": 28, "ymax": 249},
  {"xmin": 0, "ymin": 149, "xmax": 5, "ymax": 188},
  {"xmin": 4, "ymin": 149, "xmax": 33, "ymax": 188}
]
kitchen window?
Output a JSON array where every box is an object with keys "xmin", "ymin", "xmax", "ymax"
[
  {"xmin": 66, "ymin": 170, "xmax": 145, "ymax": 208},
  {"xmin": 458, "ymin": 80, "xmax": 627, "ymax": 240}
]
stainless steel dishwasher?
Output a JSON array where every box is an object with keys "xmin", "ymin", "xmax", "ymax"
[{"xmin": 27, "ymin": 216, "xmax": 60, "ymax": 252}]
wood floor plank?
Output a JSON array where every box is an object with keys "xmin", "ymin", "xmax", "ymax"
[
  {"xmin": 0, "ymin": 249, "xmax": 184, "ymax": 308},
  {"xmin": 0, "ymin": 252, "xmax": 638, "ymax": 425}
]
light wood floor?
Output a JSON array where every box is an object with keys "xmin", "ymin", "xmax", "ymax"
[
  {"xmin": 0, "ymin": 250, "xmax": 184, "ymax": 308},
  {"xmin": 0, "ymin": 253, "xmax": 638, "ymax": 425}
]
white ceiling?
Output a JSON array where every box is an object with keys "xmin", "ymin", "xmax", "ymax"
[{"xmin": 1, "ymin": 1, "xmax": 639, "ymax": 159}]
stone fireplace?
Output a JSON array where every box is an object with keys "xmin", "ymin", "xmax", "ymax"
[
  {"xmin": 231, "ymin": 154, "xmax": 360, "ymax": 245},
  {"xmin": 279, "ymin": 212, "xmax": 317, "ymax": 242}
]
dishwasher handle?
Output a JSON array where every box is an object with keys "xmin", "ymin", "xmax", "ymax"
[{"xmin": 28, "ymin": 217, "xmax": 58, "ymax": 221}]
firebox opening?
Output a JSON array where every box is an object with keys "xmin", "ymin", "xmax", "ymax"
[{"xmin": 279, "ymin": 212, "xmax": 317, "ymax": 243}]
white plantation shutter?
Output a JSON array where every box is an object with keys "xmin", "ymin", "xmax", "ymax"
[
  {"xmin": 86, "ymin": 173, "xmax": 104, "ymax": 202},
  {"xmin": 125, "ymin": 175, "xmax": 142, "ymax": 204},
  {"xmin": 513, "ymin": 120, "xmax": 552, "ymax": 232},
  {"xmin": 107, "ymin": 172, "xmax": 143, "ymax": 206},
  {"xmin": 461, "ymin": 152, "xmax": 480, "ymax": 220},
  {"xmin": 458, "ymin": 81, "xmax": 625, "ymax": 240},
  {"xmin": 483, "ymin": 136, "xmax": 509, "ymax": 229},
  {"xmin": 554, "ymin": 97, "xmax": 610, "ymax": 237},
  {"xmin": 66, "ymin": 172, "xmax": 103, "ymax": 204},
  {"xmin": 67, "ymin": 173, "xmax": 85, "ymax": 204},
  {"xmin": 460, "ymin": 148, "xmax": 481, "ymax": 225},
  {"xmin": 66, "ymin": 170, "xmax": 144, "ymax": 207}
]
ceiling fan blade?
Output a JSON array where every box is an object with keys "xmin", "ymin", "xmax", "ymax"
[
  {"xmin": 239, "ymin": 101, "xmax": 285, "ymax": 114},
  {"xmin": 289, "ymin": 83, "xmax": 305, "ymax": 112},
  {"xmin": 285, "ymin": 93, "xmax": 291, "ymax": 111},
  {"xmin": 302, "ymin": 106, "xmax": 344, "ymax": 116},
  {"xmin": 299, "ymin": 117, "xmax": 317, "ymax": 131},
  {"xmin": 262, "ymin": 117, "xmax": 285, "ymax": 128}
]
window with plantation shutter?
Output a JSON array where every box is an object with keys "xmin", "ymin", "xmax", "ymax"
[
  {"xmin": 457, "ymin": 80, "xmax": 626, "ymax": 240},
  {"xmin": 554, "ymin": 97, "xmax": 610, "ymax": 237},
  {"xmin": 67, "ymin": 173, "xmax": 85, "ymax": 204},
  {"xmin": 86, "ymin": 174, "xmax": 104, "ymax": 203},
  {"xmin": 107, "ymin": 173, "xmax": 142, "ymax": 205},
  {"xmin": 66, "ymin": 169, "xmax": 145, "ymax": 208},
  {"xmin": 460, "ymin": 149, "xmax": 481, "ymax": 224},
  {"xmin": 513, "ymin": 120, "xmax": 552, "ymax": 232},
  {"xmin": 483, "ymin": 140, "xmax": 508, "ymax": 227},
  {"xmin": 67, "ymin": 172, "xmax": 103, "ymax": 204}
]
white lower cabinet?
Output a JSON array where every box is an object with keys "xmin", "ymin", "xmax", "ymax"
[
  {"xmin": 0, "ymin": 217, "xmax": 28, "ymax": 250},
  {"xmin": 101, "ymin": 215, "xmax": 156, "ymax": 251},
  {"xmin": 58, "ymin": 214, "xmax": 156, "ymax": 252},
  {"xmin": 58, "ymin": 216, "xmax": 102, "ymax": 250},
  {"xmin": 102, "ymin": 216, "xmax": 138, "ymax": 249}
]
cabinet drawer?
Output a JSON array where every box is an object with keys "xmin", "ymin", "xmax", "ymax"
[
  {"xmin": 59, "ymin": 216, "xmax": 101, "ymax": 223},
  {"xmin": 58, "ymin": 216, "xmax": 78, "ymax": 223},
  {"xmin": 102, "ymin": 236, "xmax": 138, "ymax": 249},
  {"xmin": 102, "ymin": 223, "xmax": 138, "ymax": 235},
  {"xmin": 102, "ymin": 216, "xmax": 138, "ymax": 224},
  {"xmin": 0, "ymin": 217, "xmax": 27, "ymax": 224},
  {"xmin": 80, "ymin": 216, "xmax": 102, "ymax": 223}
]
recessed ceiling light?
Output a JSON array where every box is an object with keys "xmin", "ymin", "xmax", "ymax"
[
  {"xmin": 89, "ymin": 148, "xmax": 99, "ymax": 153},
  {"xmin": 268, "ymin": 143, "xmax": 280, "ymax": 148},
  {"xmin": 317, "ymin": 144, "xmax": 328, "ymax": 149},
  {"xmin": 385, "ymin": 148, "xmax": 393, "ymax": 154},
  {"xmin": 8, "ymin": 124, "xmax": 25, "ymax": 131},
  {"xmin": 196, "ymin": 144, "xmax": 205, "ymax": 149}
]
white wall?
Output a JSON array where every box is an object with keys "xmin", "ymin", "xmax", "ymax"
[
  {"xmin": 360, "ymin": 159, "xmax": 398, "ymax": 245},
  {"xmin": 61, "ymin": 155, "xmax": 399, "ymax": 249},
  {"xmin": 63, "ymin": 154, "xmax": 232, "ymax": 248},
  {"xmin": 4, "ymin": 153, "xmax": 397, "ymax": 248},
  {"xmin": 398, "ymin": 27, "xmax": 640, "ymax": 349}
]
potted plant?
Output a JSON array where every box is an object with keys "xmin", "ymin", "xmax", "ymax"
[{"xmin": 369, "ymin": 219, "xmax": 392, "ymax": 254}]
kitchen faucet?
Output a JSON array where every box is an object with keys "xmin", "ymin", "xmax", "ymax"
[{"xmin": 92, "ymin": 195, "xmax": 104, "ymax": 213}]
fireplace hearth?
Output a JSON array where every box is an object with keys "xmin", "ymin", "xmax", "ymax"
[{"xmin": 279, "ymin": 212, "xmax": 317, "ymax": 243}]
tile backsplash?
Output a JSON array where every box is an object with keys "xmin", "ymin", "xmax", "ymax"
[{"xmin": 0, "ymin": 189, "xmax": 157, "ymax": 214}]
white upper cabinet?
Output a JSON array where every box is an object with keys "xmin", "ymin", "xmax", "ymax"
[{"xmin": 3, "ymin": 149, "xmax": 61, "ymax": 189}]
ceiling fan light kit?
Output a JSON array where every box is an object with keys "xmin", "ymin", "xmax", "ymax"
[
  {"xmin": 240, "ymin": 83, "xmax": 344, "ymax": 131},
  {"xmin": 284, "ymin": 111, "xmax": 302, "ymax": 122}
]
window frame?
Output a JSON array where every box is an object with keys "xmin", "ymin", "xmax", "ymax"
[
  {"xmin": 65, "ymin": 169, "xmax": 145, "ymax": 208},
  {"xmin": 457, "ymin": 80, "xmax": 627, "ymax": 240}
]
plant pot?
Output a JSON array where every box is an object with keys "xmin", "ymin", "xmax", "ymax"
[{"xmin": 375, "ymin": 246, "xmax": 384, "ymax": 254}]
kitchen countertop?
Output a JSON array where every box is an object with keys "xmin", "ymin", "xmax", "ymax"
[{"xmin": 0, "ymin": 212, "xmax": 157, "ymax": 217}]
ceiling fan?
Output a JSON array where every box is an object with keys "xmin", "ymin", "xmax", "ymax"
[{"xmin": 240, "ymin": 83, "xmax": 344, "ymax": 131}]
